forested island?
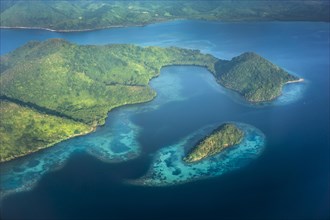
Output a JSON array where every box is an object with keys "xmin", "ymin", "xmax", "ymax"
[
  {"xmin": 1, "ymin": 0, "xmax": 329, "ymax": 31},
  {"xmin": 0, "ymin": 39, "xmax": 299, "ymax": 161},
  {"xmin": 184, "ymin": 123, "xmax": 244, "ymax": 163}
]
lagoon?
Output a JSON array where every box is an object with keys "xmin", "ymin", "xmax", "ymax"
[{"xmin": 0, "ymin": 20, "xmax": 329, "ymax": 219}]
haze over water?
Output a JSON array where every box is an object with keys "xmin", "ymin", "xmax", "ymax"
[{"xmin": 1, "ymin": 20, "xmax": 329, "ymax": 219}]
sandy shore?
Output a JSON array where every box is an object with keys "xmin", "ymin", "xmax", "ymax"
[
  {"xmin": 0, "ymin": 25, "xmax": 128, "ymax": 33},
  {"xmin": 285, "ymin": 78, "xmax": 304, "ymax": 84},
  {"xmin": 0, "ymin": 19, "xmax": 183, "ymax": 33}
]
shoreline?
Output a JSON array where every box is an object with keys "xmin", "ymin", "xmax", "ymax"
[
  {"xmin": 0, "ymin": 87, "xmax": 156, "ymax": 164},
  {"xmin": 128, "ymin": 122, "xmax": 266, "ymax": 187},
  {"xmin": 0, "ymin": 57, "xmax": 304, "ymax": 163},
  {"xmin": 1, "ymin": 18, "xmax": 328, "ymax": 33},
  {"xmin": 215, "ymin": 77, "xmax": 305, "ymax": 104},
  {"xmin": 0, "ymin": 19, "xmax": 173, "ymax": 33},
  {"xmin": 285, "ymin": 78, "xmax": 304, "ymax": 84},
  {"xmin": 0, "ymin": 25, "xmax": 136, "ymax": 33},
  {"xmin": 0, "ymin": 125, "xmax": 97, "ymax": 164}
]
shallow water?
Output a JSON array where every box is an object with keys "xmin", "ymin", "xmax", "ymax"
[
  {"xmin": 0, "ymin": 21, "xmax": 329, "ymax": 219},
  {"xmin": 0, "ymin": 66, "xmax": 268, "ymax": 197},
  {"xmin": 131, "ymin": 122, "xmax": 266, "ymax": 186}
]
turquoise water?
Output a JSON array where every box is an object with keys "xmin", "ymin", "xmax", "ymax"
[
  {"xmin": 0, "ymin": 66, "xmax": 268, "ymax": 198},
  {"xmin": 0, "ymin": 21, "xmax": 329, "ymax": 219},
  {"xmin": 131, "ymin": 122, "xmax": 265, "ymax": 186}
]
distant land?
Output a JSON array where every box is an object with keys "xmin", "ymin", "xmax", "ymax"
[
  {"xmin": 184, "ymin": 123, "xmax": 244, "ymax": 163},
  {"xmin": 1, "ymin": 0, "xmax": 329, "ymax": 32},
  {"xmin": 0, "ymin": 39, "xmax": 300, "ymax": 161}
]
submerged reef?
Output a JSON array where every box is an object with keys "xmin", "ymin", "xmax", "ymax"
[{"xmin": 129, "ymin": 122, "xmax": 265, "ymax": 186}]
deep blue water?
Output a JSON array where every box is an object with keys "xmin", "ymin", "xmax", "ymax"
[{"xmin": 0, "ymin": 20, "xmax": 329, "ymax": 219}]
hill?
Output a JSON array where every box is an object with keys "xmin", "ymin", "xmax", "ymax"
[
  {"xmin": 1, "ymin": 0, "xmax": 329, "ymax": 31},
  {"xmin": 214, "ymin": 52, "xmax": 299, "ymax": 102},
  {"xmin": 0, "ymin": 39, "xmax": 216, "ymax": 125},
  {"xmin": 0, "ymin": 39, "xmax": 300, "ymax": 161},
  {"xmin": 0, "ymin": 39, "xmax": 217, "ymax": 161},
  {"xmin": 0, "ymin": 100, "xmax": 91, "ymax": 162},
  {"xmin": 184, "ymin": 123, "xmax": 244, "ymax": 163}
]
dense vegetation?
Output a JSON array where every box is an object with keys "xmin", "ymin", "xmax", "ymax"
[
  {"xmin": 1, "ymin": 0, "xmax": 329, "ymax": 31},
  {"xmin": 184, "ymin": 123, "xmax": 244, "ymax": 163},
  {"xmin": 214, "ymin": 52, "xmax": 299, "ymax": 102},
  {"xmin": 1, "ymin": 39, "xmax": 216, "ymax": 124},
  {"xmin": 0, "ymin": 100, "xmax": 91, "ymax": 162},
  {"xmin": 0, "ymin": 39, "xmax": 217, "ymax": 161},
  {"xmin": 0, "ymin": 39, "xmax": 299, "ymax": 161}
]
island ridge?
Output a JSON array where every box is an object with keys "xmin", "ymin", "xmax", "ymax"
[{"xmin": 184, "ymin": 123, "xmax": 244, "ymax": 163}]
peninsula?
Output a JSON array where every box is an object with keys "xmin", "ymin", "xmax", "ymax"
[
  {"xmin": 214, "ymin": 52, "xmax": 300, "ymax": 102},
  {"xmin": 0, "ymin": 39, "xmax": 300, "ymax": 161},
  {"xmin": 184, "ymin": 123, "xmax": 244, "ymax": 163},
  {"xmin": 0, "ymin": 39, "xmax": 216, "ymax": 162},
  {"xmin": 1, "ymin": 1, "xmax": 329, "ymax": 32}
]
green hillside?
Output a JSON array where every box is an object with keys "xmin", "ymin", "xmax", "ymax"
[
  {"xmin": 184, "ymin": 123, "xmax": 244, "ymax": 163},
  {"xmin": 0, "ymin": 39, "xmax": 300, "ymax": 161},
  {"xmin": 0, "ymin": 39, "xmax": 216, "ymax": 125},
  {"xmin": 1, "ymin": 0, "xmax": 328, "ymax": 31},
  {"xmin": 0, "ymin": 100, "xmax": 91, "ymax": 162},
  {"xmin": 214, "ymin": 52, "xmax": 299, "ymax": 102}
]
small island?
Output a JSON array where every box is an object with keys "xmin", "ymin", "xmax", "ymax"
[
  {"xmin": 184, "ymin": 123, "xmax": 244, "ymax": 163},
  {"xmin": 0, "ymin": 39, "xmax": 301, "ymax": 162},
  {"xmin": 131, "ymin": 122, "xmax": 266, "ymax": 186}
]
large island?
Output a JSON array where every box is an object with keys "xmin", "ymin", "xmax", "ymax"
[{"xmin": 0, "ymin": 39, "xmax": 300, "ymax": 161}]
